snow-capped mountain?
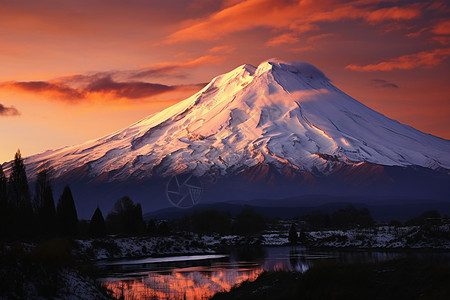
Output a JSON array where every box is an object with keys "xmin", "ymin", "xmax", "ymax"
[
  {"xmin": 6, "ymin": 59, "xmax": 450, "ymax": 216},
  {"xmin": 24, "ymin": 59, "xmax": 450, "ymax": 181}
]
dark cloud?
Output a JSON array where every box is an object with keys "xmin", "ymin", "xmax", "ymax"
[
  {"xmin": 372, "ymin": 79, "xmax": 400, "ymax": 88},
  {"xmin": 0, "ymin": 55, "xmax": 219, "ymax": 102},
  {"xmin": 6, "ymin": 81, "xmax": 85, "ymax": 100},
  {"xmin": 0, "ymin": 54, "xmax": 222, "ymax": 104},
  {"xmin": 0, "ymin": 76, "xmax": 205, "ymax": 102},
  {"xmin": 59, "ymin": 68, "xmax": 186, "ymax": 87},
  {"xmin": 0, "ymin": 103, "xmax": 20, "ymax": 116},
  {"xmin": 85, "ymin": 76, "xmax": 174, "ymax": 98}
]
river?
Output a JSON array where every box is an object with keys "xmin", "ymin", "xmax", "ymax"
[{"xmin": 95, "ymin": 246, "xmax": 449, "ymax": 300}]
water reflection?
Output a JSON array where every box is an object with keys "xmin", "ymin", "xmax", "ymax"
[
  {"xmin": 102, "ymin": 267, "xmax": 262, "ymax": 300},
  {"xmin": 97, "ymin": 247, "xmax": 447, "ymax": 300}
]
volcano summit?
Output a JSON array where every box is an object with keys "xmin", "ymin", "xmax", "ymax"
[{"xmin": 9, "ymin": 60, "xmax": 450, "ymax": 216}]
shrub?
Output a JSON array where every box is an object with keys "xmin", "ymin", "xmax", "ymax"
[
  {"xmin": 233, "ymin": 207, "xmax": 266, "ymax": 235},
  {"xmin": 190, "ymin": 210, "xmax": 232, "ymax": 234},
  {"xmin": 91, "ymin": 239, "xmax": 121, "ymax": 257},
  {"xmin": 31, "ymin": 238, "xmax": 72, "ymax": 265}
]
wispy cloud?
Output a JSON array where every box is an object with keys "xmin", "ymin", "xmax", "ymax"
[
  {"xmin": 290, "ymin": 46, "xmax": 316, "ymax": 53},
  {"xmin": 432, "ymin": 20, "xmax": 450, "ymax": 35},
  {"xmin": 84, "ymin": 76, "xmax": 175, "ymax": 99},
  {"xmin": 165, "ymin": 0, "xmax": 422, "ymax": 44},
  {"xmin": 0, "ymin": 103, "xmax": 20, "ymax": 116},
  {"xmin": 265, "ymin": 33, "xmax": 301, "ymax": 47},
  {"xmin": 432, "ymin": 36, "xmax": 450, "ymax": 45},
  {"xmin": 307, "ymin": 33, "xmax": 336, "ymax": 43},
  {"xmin": 0, "ymin": 55, "xmax": 222, "ymax": 102},
  {"xmin": 128, "ymin": 55, "xmax": 225, "ymax": 80},
  {"xmin": 0, "ymin": 77, "xmax": 205, "ymax": 102},
  {"xmin": 372, "ymin": 79, "xmax": 399, "ymax": 89},
  {"xmin": 346, "ymin": 48, "xmax": 450, "ymax": 71},
  {"xmin": 1, "ymin": 81, "xmax": 85, "ymax": 101},
  {"xmin": 208, "ymin": 45, "xmax": 236, "ymax": 54}
]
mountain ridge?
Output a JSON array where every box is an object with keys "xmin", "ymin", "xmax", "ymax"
[
  {"xmin": 12, "ymin": 59, "xmax": 450, "ymax": 182},
  {"xmin": 2, "ymin": 59, "xmax": 449, "ymax": 217}
]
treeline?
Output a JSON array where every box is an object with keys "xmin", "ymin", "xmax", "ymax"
[
  {"xmin": 390, "ymin": 210, "xmax": 448, "ymax": 227},
  {"xmin": 176, "ymin": 207, "xmax": 268, "ymax": 235},
  {"xmin": 0, "ymin": 150, "xmax": 81, "ymax": 239},
  {"xmin": 0, "ymin": 150, "xmax": 166, "ymax": 241},
  {"xmin": 297, "ymin": 206, "xmax": 449, "ymax": 231},
  {"xmin": 301, "ymin": 205, "xmax": 375, "ymax": 230},
  {"xmin": 101, "ymin": 196, "xmax": 172, "ymax": 237}
]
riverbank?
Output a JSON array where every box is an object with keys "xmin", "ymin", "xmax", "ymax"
[
  {"xmin": 71, "ymin": 232, "xmax": 289, "ymax": 261},
  {"xmin": 304, "ymin": 224, "xmax": 450, "ymax": 249},
  {"xmin": 2, "ymin": 222, "xmax": 449, "ymax": 299},
  {"xmin": 0, "ymin": 240, "xmax": 113, "ymax": 300},
  {"xmin": 71, "ymin": 224, "xmax": 450, "ymax": 261},
  {"xmin": 211, "ymin": 257, "xmax": 450, "ymax": 300}
]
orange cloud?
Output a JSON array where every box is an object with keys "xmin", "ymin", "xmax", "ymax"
[
  {"xmin": 290, "ymin": 46, "xmax": 316, "ymax": 53},
  {"xmin": 269, "ymin": 31, "xmax": 335, "ymax": 49},
  {"xmin": 165, "ymin": 0, "xmax": 422, "ymax": 44},
  {"xmin": 432, "ymin": 36, "xmax": 450, "ymax": 45},
  {"xmin": 266, "ymin": 33, "xmax": 300, "ymax": 47},
  {"xmin": 432, "ymin": 20, "xmax": 450, "ymax": 35},
  {"xmin": 149, "ymin": 55, "xmax": 225, "ymax": 69},
  {"xmin": 306, "ymin": 5, "xmax": 420, "ymax": 24},
  {"xmin": 129, "ymin": 55, "xmax": 226, "ymax": 79},
  {"xmin": 208, "ymin": 45, "xmax": 236, "ymax": 54},
  {"xmin": 364, "ymin": 6, "xmax": 420, "ymax": 24},
  {"xmin": 165, "ymin": 0, "xmax": 294, "ymax": 43},
  {"xmin": 405, "ymin": 27, "xmax": 428, "ymax": 38},
  {"xmin": 346, "ymin": 48, "xmax": 450, "ymax": 71},
  {"xmin": 307, "ymin": 33, "xmax": 336, "ymax": 43}
]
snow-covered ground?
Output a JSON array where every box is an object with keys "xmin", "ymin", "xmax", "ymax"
[
  {"xmin": 73, "ymin": 233, "xmax": 290, "ymax": 260},
  {"xmin": 0, "ymin": 267, "xmax": 111, "ymax": 300},
  {"xmin": 306, "ymin": 224, "xmax": 450, "ymax": 249},
  {"xmin": 73, "ymin": 235, "xmax": 214, "ymax": 260},
  {"xmin": 72, "ymin": 225, "xmax": 450, "ymax": 262},
  {"xmin": 53, "ymin": 269, "xmax": 112, "ymax": 300},
  {"xmin": 2, "ymin": 225, "xmax": 447, "ymax": 299}
]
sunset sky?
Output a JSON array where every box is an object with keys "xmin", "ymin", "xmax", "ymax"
[{"xmin": 1, "ymin": 0, "xmax": 449, "ymax": 163}]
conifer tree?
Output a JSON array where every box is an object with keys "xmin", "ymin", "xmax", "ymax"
[
  {"xmin": 57, "ymin": 185, "xmax": 79, "ymax": 237},
  {"xmin": 9, "ymin": 150, "xmax": 32, "ymax": 208},
  {"xmin": 288, "ymin": 224, "xmax": 298, "ymax": 245},
  {"xmin": 89, "ymin": 207, "xmax": 107, "ymax": 238},
  {"xmin": 157, "ymin": 221, "xmax": 170, "ymax": 236},
  {"xmin": 135, "ymin": 203, "xmax": 146, "ymax": 234},
  {"xmin": 147, "ymin": 219, "xmax": 157, "ymax": 236},
  {"xmin": 0, "ymin": 165, "xmax": 8, "ymax": 237},
  {"xmin": 8, "ymin": 150, "xmax": 33, "ymax": 237},
  {"xmin": 106, "ymin": 196, "xmax": 145, "ymax": 235},
  {"xmin": 42, "ymin": 185, "xmax": 57, "ymax": 234},
  {"xmin": 34, "ymin": 169, "xmax": 57, "ymax": 236},
  {"xmin": 0, "ymin": 165, "xmax": 6, "ymax": 207}
]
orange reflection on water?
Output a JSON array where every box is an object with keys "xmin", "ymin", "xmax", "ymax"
[{"xmin": 103, "ymin": 267, "xmax": 263, "ymax": 300}]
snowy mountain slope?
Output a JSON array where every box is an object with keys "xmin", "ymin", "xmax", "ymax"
[{"xmin": 20, "ymin": 59, "xmax": 449, "ymax": 183}]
